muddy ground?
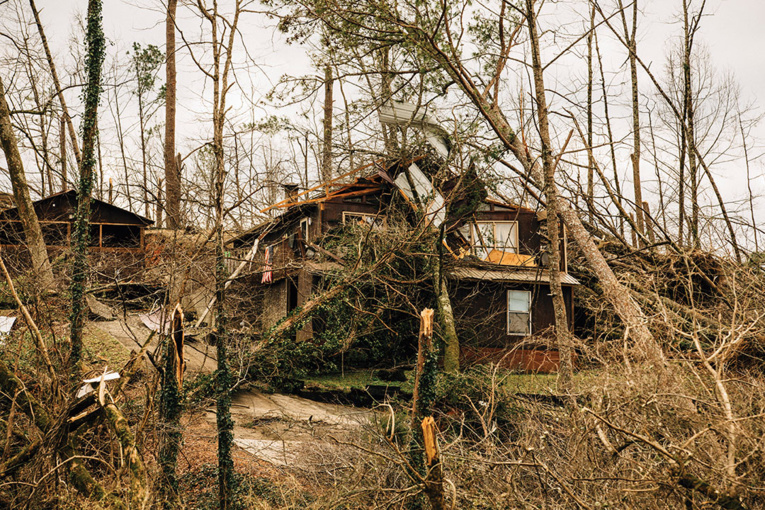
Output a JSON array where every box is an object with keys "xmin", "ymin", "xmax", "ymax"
[{"xmin": 90, "ymin": 315, "xmax": 375, "ymax": 470}]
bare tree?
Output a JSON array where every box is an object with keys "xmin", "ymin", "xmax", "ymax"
[
  {"xmin": 0, "ymin": 76, "xmax": 55, "ymax": 291},
  {"xmin": 165, "ymin": 0, "xmax": 181, "ymax": 228}
]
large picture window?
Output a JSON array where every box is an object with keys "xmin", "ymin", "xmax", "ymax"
[
  {"xmin": 472, "ymin": 221, "xmax": 518, "ymax": 259},
  {"xmin": 507, "ymin": 290, "xmax": 531, "ymax": 336}
]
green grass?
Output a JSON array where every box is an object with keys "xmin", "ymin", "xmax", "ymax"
[
  {"xmin": 305, "ymin": 368, "xmax": 599, "ymax": 396},
  {"xmin": 83, "ymin": 323, "xmax": 131, "ymax": 370},
  {"xmin": 500, "ymin": 370, "xmax": 599, "ymax": 394},
  {"xmin": 305, "ymin": 369, "xmax": 415, "ymax": 394}
]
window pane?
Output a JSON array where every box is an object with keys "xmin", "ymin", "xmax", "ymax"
[
  {"xmin": 508, "ymin": 290, "xmax": 530, "ymax": 312},
  {"xmin": 495, "ymin": 222, "xmax": 517, "ymax": 251},
  {"xmin": 508, "ymin": 312, "xmax": 530, "ymax": 335},
  {"xmin": 472, "ymin": 221, "xmax": 517, "ymax": 258}
]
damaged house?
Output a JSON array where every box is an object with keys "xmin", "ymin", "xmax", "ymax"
[
  {"xmin": 229, "ymin": 157, "xmax": 579, "ymax": 372},
  {"xmin": 0, "ymin": 190, "xmax": 153, "ymax": 280}
]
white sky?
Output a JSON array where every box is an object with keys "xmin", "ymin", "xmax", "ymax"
[{"xmin": 8, "ymin": 0, "xmax": 765, "ymax": 247}]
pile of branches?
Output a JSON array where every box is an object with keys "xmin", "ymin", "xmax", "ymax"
[{"xmin": 571, "ymin": 242, "xmax": 765, "ymax": 368}]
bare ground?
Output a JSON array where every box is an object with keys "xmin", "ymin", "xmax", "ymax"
[{"xmin": 89, "ymin": 315, "xmax": 373, "ymax": 468}]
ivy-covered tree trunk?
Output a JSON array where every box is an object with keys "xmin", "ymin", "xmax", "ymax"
[
  {"xmin": 409, "ymin": 309, "xmax": 439, "ymax": 509},
  {"xmin": 69, "ymin": 0, "xmax": 105, "ymax": 367},
  {"xmin": 0, "ymin": 77, "xmax": 55, "ymax": 292},
  {"xmin": 158, "ymin": 306, "xmax": 185, "ymax": 508}
]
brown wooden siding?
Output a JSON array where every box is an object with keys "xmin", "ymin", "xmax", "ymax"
[{"xmin": 450, "ymin": 280, "xmax": 574, "ymax": 348}]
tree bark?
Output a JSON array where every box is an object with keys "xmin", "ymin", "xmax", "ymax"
[
  {"xmin": 0, "ymin": 77, "xmax": 55, "ymax": 291},
  {"xmin": 321, "ymin": 64, "xmax": 333, "ymax": 183},
  {"xmin": 525, "ymin": 0, "xmax": 574, "ymax": 390},
  {"xmin": 69, "ymin": 0, "xmax": 105, "ymax": 367},
  {"xmin": 165, "ymin": 0, "xmax": 181, "ymax": 228}
]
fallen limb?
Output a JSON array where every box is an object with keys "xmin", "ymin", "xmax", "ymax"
[{"xmin": 98, "ymin": 378, "xmax": 149, "ymax": 510}]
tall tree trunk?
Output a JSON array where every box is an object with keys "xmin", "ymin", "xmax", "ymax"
[
  {"xmin": 525, "ymin": 0, "xmax": 573, "ymax": 390},
  {"xmin": 165, "ymin": 0, "xmax": 181, "ymax": 228},
  {"xmin": 586, "ymin": 4, "xmax": 595, "ymax": 225},
  {"xmin": 678, "ymin": 107, "xmax": 687, "ymax": 246},
  {"xmin": 139, "ymin": 88, "xmax": 149, "ymax": 219},
  {"xmin": 321, "ymin": 64, "xmax": 333, "ymax": 183},
  {"xmin": 29, "ymin": 0, "xmax": 82, "ymax": 170},
  {"xmin": 69, "ymin": 0, "xmax": 105, "ymax": 367},
  {"xmin": 682, "ymin": 0, "xmax": 700, "ymax": 250},
  {"xmin": 0, "ymin": 77, "xmax": 55, "ymax": 292},
  {"xmin": 740, "ymin": 112, "xmax": 758, "ymax": 252},
  {"xmin": 619, "ymin": 0, "xmax": 644, "ymax": 241}
]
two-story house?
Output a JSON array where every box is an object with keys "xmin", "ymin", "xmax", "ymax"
[{"xmin": 229, "ymin": 158, "xmax": 578, "ymax": 372}]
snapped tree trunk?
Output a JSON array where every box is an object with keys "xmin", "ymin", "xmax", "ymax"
[
  {"xmin": 409, "ymin": 309, "xmax": 439, "ymax": 509},
  {"xmin": 158, "ymin": 305, "xmax": 185, "ymax": 508},
  {"xmin": 0, "ymin": 77, "xmax": 55, "ymax": 291}
]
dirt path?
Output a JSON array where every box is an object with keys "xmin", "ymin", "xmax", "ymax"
[{"xmin": 204, "ymin": 390, "xmax": 373, "ymax": 466}]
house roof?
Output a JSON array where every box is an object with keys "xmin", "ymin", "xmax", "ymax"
[
  {"xmin": 448, "ymin": 266, "xmax": 580, "ymax": 286},
  {"xmin": 0, "ymin": 190, "xmax": 153, "ymax": 226}
]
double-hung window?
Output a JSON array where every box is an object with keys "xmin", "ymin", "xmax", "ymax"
[
  {"xmin": 507, "ymin": 290, "xmax": 531, "ymax": 335},
  {"xmin": 471, "ymin": 221, "xmax": 518, "ymax": 259}
]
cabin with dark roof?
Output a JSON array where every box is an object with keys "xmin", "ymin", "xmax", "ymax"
[{"xmin": 0, "ymin": 190, "xmax": 153, "ymax": 279}]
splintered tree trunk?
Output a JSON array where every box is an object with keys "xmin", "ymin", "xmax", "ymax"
[
  {"xmin": 436, "ymin": 232, "xmax": 459, "ymax": 373},
  {"xmin": 165, "ymin": 0, "xmax": 181, "ymax": 228},
  {"xmin": 69, "ymin": 0, "xmax": 105, "ymax": 367},
  {"xmin": 525, "ymin": 0, "xmax": 573, "ymax": 391},
  {"xmin": 0, "ymin": 77, "xmax": 55, "ymax": 292},
  {"xmin": 409, "ymin": 309, "xmax": 439, "ymax": 509},
  {"xmin": 321, "ymin": 64, "xmax": 333, "ymax": 183},
  {"xmin": 159, "ymin": 305, "xmax": 185, "ymax": 508}
]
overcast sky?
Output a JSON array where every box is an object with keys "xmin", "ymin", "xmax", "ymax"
[{"xmin": 13, "ymin": 0, "xmax": 765, "ymax": 246}]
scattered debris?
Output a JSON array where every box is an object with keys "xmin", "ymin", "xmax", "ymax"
[{"xmin": 86, "ymin": 294, "xmax": 115, "ymax": 321}]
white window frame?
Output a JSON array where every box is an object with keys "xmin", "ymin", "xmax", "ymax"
[
  {"xmin": 299, "ymin": 217, "xmax": 310, "ymax": 243},
  {"xmin": 507, "ymin": 289, "xmax": 532, "ymax": 336},
  {"xmin": 471, "ymin": 220, "xmax": 519, "ymax": 258},
  {"xmin": 342, "ymin": 211, "xmax": 384, "ymax": 229}
]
